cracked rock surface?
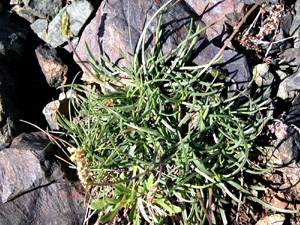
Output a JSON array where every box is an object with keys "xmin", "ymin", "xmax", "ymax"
[{"xmin": 0, "ymin": 132, "xmax": 85, "ymax": 225}]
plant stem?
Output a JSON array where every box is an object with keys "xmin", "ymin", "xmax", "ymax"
[
  {"xmin": 209, "ymin": 184, "xmax": 213, "ymax": 221},
  {"xmin": 196, "ymin": 189, "xmax": 212, "ymax": 225},
  {"xmin": 67, "ymin": 38, "xmax": 115, "ymax": 92}
]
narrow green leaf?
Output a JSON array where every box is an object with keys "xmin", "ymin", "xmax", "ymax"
[
  {"xmin": 155, "ymin": 198, "xmax": 181, "ymax": 213},
  {"xmin": 146, "ymin": 173, "xmax": 155, "ymax": 190},
  {"xmin": 114, "ymin": 184, "xmax": 131, "ymax": 195}
]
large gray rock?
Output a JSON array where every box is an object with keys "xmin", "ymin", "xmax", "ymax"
[
  {"xmin": 286, "ymin": 96, "xmax": 300, "ymax": 172},
  {"xmin": 287, "ymin": 95, "xmax": 300, "ymax": 127},
  {"xmin": 75, "ymin": 0, "xmax": 251, "ymax": 89},
  {"xmin": 276, "ymin": 69, "xmax": 300, "ymax": 100},
  {"xmin": 0, "ymin": 182, "xmax": 86, "ymax": 225},
  {"xmin": 290, "ymin": 0, "xmax": 300, "ymax": 35},
  {"xmin": 0, "ymin": 132, "xmax": 65, "ymax": 203},
  {"xmin": 0, "ymin": 132, "xmax": 86, "ymax": 224},
  {"xmin": 279, "ymin": 48, "xmax": 300, "ymax": 72},
  {"xmin": 284, "ymin": 71, "xmax": 300, "ymax": 92},
  {"xmin": 0, "ymin": 13, "xmax": 28, "ymax": 144},
  {"xmin": 290, "ymin": 0, "xmax": 300, "ymax": 48}
]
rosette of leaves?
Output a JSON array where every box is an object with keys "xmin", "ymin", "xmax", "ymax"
[{"xmin": 57, "ymin": 1, "xmax": 298, "ymax": 224}]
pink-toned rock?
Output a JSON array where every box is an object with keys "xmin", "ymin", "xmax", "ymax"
[
  {"xmin": 271, "ymin": 192, "xmax": 288, "ymax": 210},
  {"xmin": 73, "ymin": 2, "xmax": 102, "ymax": 75},
  {"xmin": 185, "ymin": 0, "xmax": 245, "ymax": 41}
]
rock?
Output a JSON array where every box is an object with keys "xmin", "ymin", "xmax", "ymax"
[
  {"xmin": 287, "ymin": 94, "xmax": 300, "ymax": 128},
  {"xmin": 76, "ymin": 0, "xmax": 251, "ymax": 89},
  {"xmin": 285, "ymin": 95, "xmax": 300, "ymax": 163},
  {"xmin": 11, "ymin": 5, "xmax": 36, "ymax": 23},
  {"xmin": 184, "ymin": 0, "xmax": 244, "ymax": 41},
  {"xmin": 281, "ymin": 13, "xmax": 293, "ymax": 37},
  {"xmin": 47, "ymin": 0, "xmax": 93, "ymax": 48},
  {"xmin": 73, "ymin": 3, "xmax": 102, "ymax": 73},
  {"xmin": 0, "ymin": 182, "xmax": 86, "ymax": 225},
  {"xmin": 290, "ymin": 0, "xmax": 300, "ymax": 48},
  {"xmin": 253, "ymin": 63, "xmax": 273, "ymax": 87},
  {"xmin": 277, "ymin": 83, "xmax": 297, "ymax": 100},
  {"xmin": 271, "ymin": 192, "xmax": 288, "ymax": 210},
  {"xmin": 275, "ymin": 70, "xmax": 288, "ymax": 80},
  {"xmin": 0, "ymin": 13, "xmax": 28, "ymax": 144},
  {"xmin": 284, "ymin": 71, "xmax": 300, "ymax": 92},
  {"xmin": 277, "ymin": 71, "xmax": 299, "ymax": 100},
  {"xmin": 267, "ymin": 129, "xmax": 300, "ymax": 177},
  {"xmin": 27, "ymin": 0, "xmax": 93, "ymax": 48},
  {"xmin": 192, "ymin": 42, "xmax": 251, "ymax": 90},
  {"xmin": 267, "ymin": 139, "xmax": 293, "ymax": 166},
  {"xmin": 255, "ymin": 214, "xmax": 285, "ymax": 225},
  {"xmin": 266, "ymin": 94, "xmax": 300, "ymax": 173},
  {"xmin": 30, "ymin": 18, "xmax": 48, "ymax": 40},
  {"xmin": 252, "ymin": 63, "xmax": 273, "ymax": 100},
  {"xmin": 290, "ymin": 0, "xmax": 300, "ymax": 35},
  {"xmin": 276, "ymin": 51, "xmax": 300, "ymax": 99},
  {"xmin": 42, "ymin": 99, "xmax": 69, "ymax": 130},
  {"xmin": 0, "ymin": 132, "xmax": 86, "ymax": 224},
  {"xmin": 25, "ymin": 0, "xmax": 62, "ymax": 19},
  {"xmin": 268, "ymin": 119, "xmax": 289, "ymax": 140},
  {"xmin": 184, "ymin": 1, "xmax": 282, "ymax": 43},
  {"xmin": 43, "ymin": 89, "xmax": 76, "ymax": 130},
  {"xmin": 294, "ymin": 0, "xmax": 300, "ymax": 13},
  {"xmin": 11, "ymin": 0, "xmax": 63, "ymax": 21},
  {"xmin": 279, "ymin": 48, "xmax": 300, "ymax": 72},
  {"xmin": 35, "ymin": 44, "xmax": 68, "ymax": 88},
  {"xmin": 0, "ymin": 132, "xmax": 62, "ymax": 202},
  {"xmin": 242, "ymin": 0, "xmax": 279, "ymax": 3}
]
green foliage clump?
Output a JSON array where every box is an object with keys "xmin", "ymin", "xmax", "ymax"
[{"xmin": 57, "ymin": 1, "xmax": 296, "ymax": 224}]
